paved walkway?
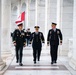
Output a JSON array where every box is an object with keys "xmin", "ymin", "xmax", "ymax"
[{"xmin": 3, "ymin": 46, "xmax": 76, "ymax": 75}]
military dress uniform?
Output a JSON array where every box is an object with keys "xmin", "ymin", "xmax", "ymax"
[
  {"xmin": 30, "ymin": 26, "xmax": 45, "ymax": 64},
  {"xmin": 47, "ymin": 24, "xmax": 62, "ymax": 64},
  {"xmin": 13, "ymin": 28, "xmax": 26, "ymax": 65},
  {"xmin": 25, "ymin": 30, "xmax": 31, "ymax": 46}
]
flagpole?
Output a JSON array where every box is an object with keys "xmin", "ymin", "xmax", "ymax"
[
  {"xmin": 24, "ymin": 18, "xmax": 25, "ymax": 29},
  {"xmin": 24, "ymin": 11, "xmax": 25, "ymax": 29}
]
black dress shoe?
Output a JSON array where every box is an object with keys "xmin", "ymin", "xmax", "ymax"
[
  {"xmin": 54, "ymin": 61, "xmax": 57, "ymax": 63},
  {"xmin": 53, "ymin": 61, "xmax": 57, "ymax": 63},
  {"xmin": 16, "ymin": 60, "xmax": 18, "ymax": 63},
  {"xmin": 34, "ymin": 61, "xmax": 36, "ymax": 64},
  {"xmin": 38, "ymin": 59, "xmax": 40, "ymax": 61},
  {"xmin": 51, "ymin": 62, "xmax": 53, "ymax": 64},
  {"xmin": 19, "ymin": 63, "xmax": 23, "ymax": 66}
]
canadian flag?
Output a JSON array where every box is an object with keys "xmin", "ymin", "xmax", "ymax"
[{"xmin": 15, "ymin": 11, "xmax": 25, "ymax": 24}]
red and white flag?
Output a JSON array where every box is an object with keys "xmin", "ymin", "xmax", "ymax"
[{"xmin": 15, "ymin": 11, "xmax": 25, "ymax": 24}]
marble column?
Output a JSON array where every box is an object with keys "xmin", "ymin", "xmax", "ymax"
[
  {"xmin": 57, "ymin": 0, "xmax": 63, "ymax": 55},
  {"xmin": 0, "ymin": 0, "xmax": 6, "ymax": 71},
  {"xmin": 35, "ymin": 0, "xmax": 38, "ymax": 26},
  {"xmin": 18, "ymin": 0, "xmax": 21, "ymax": 15},
  {"xmin": 60, "ymin": 0, "xmax": 73, "ymax": 56},
  {"xmin": 45, "ymin": 0, "xmax": 48, "ymax": 46},
  {"xmin": 69, "ymin": 0, "xmax": 76, "ymax": 70},
  {"xmin": 26, "ymin": 0, "xmax": 29, "ymax": 28},
  {"xmin": 57, "ymin": 0, "xmax": 62, "ymax": 28},
  {"xmin": 1, "ymin": 0, "xmax": 12, "ymax": 56}
]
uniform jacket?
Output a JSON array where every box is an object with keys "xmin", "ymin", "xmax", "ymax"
[
  {"xmin": 30, "ymin": 32, "xmax": 45, "ymax": 49},
  {"xmin": 25, "ymin": 31, "xmax": 31, "ymax": 40},
  {"xmin": 47, "ymin": 28, "xmax": 63, "ymax": 45},
  {"xmin": 13, "ymin": 29, "xmax": 26, "ymax": 46}
]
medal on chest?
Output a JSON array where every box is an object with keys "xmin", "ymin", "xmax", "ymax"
[{"xmin": 57, "ymin": 31, "xmax": 60, "ymax": 34}]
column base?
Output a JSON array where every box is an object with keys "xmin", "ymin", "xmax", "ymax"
[
  {"xmin": 69, "ymin": 58, "xmax": 76, "ymax": 70},
  {"xmin": 0, "ymin": 59, "xmax": 6, "ymax": 71},
  {"xmin": 2, "ymin": 50, "xmax": 13, "ymax": 58}
]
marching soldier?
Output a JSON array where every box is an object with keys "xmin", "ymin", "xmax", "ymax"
[
  {"xmin": 13, "ymin": 23, "xmax": 26, "ymax": 66},
  {"xmin": 30, "ymin": 26, "xmax": 45, "ymax": 64},
  {"xmin": 47, "ymin": 23, "xmax": 63, "ymax": 64}
]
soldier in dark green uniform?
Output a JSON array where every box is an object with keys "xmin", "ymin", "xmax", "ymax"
[
  {"xmin": 47, "ymin": 23, "xmax": 63, "ymax": 64},
  {"xmin": 13, "ymin": 23, "xmax": 26, "ymax": 66},
  {"xmin": 30, "ymin": 26, "xmax": 45, "ymax": 64}
]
